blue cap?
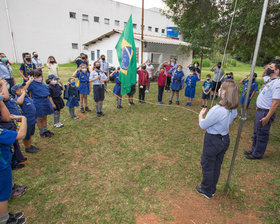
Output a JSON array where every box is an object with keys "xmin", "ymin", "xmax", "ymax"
[
  {"xmin": 11, "ymin": 84, "xmax": 24, "ymax": 95},
  {"xmin": 253, "ymin": 73, "xmax": 257, "ymax": 77},
  {"xmin": 229, "ymin": 72, "xmax": 233, "ymax": 75},
  {"xmin": 0, "ymin": 95, "xmax": 4, "ymax": 102},
  {"xmin": 48, "ymin": 74, "xmax": 59, "ymax": 79}
]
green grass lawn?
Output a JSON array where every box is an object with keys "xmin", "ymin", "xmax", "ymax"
[{"xmin": 9, "ymin": 62, "xmax": 280, "ymax": 223}]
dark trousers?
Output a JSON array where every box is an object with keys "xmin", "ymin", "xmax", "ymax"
[
  {"xmin": 138, "ymin": 85, "xmax": 146, "ymax": 101},
  {"xmin": 201, "ymin": 132, "xmax": 230, "ymax": 197},
  {"xmin": 165, "ymin": 77, "xmax": 171, "ymax": 90},
  {"xmin": 158, "ymin": 86, "xmax": 164, "ymax": 102},
  {"xmin": 250, "ymin": 110, "xmax": 275, "ymax": 158}
]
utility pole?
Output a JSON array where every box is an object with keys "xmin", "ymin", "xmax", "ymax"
[{"xmin": 141, "ymin": 0, "xmax": 144, "ymax": 64}]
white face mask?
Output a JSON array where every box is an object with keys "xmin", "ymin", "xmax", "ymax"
[
  {"xmin": 82, "ymin": 68, "xmax": 87, "ymax": 73},
  {"xmin": 51, "ymin": 80, "xmax": 57, "ymax": 85}
]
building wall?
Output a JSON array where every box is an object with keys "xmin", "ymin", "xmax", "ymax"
[{"xmin": 0, "ymin": 0, "xmax": 174, "ymax": 63}]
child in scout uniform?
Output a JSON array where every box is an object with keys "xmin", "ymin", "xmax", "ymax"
[
  {"xmin": 169, "ymin": 65, "xmax": 185, "ymax": 105},
  {"xmin": 185, "ymin": 67, "xmax": 200, "ymax": 106},
  {"xmin": 127, "ymin": 84, "xmax": 136, "ymax": 106},
  {"xmin": 239, "ymin": 73, "xmax": 258, "ymax": 117},
  {"xmin": 0, "ymin": 98, "xmax": 28, "ymax": 224},
  {"xmin": 64, "ymin": 78, "xmax": 80, "ymax": 119},
  {"xmin": 73, "ymin": 64, "xmax": 91, "ymax": 113},
  {"xmin": 19, "ymin": 52, "xmax": 36, "ymax": 82},
  {"xmin": 25, "ymin": 69, "xmax": 54, "ymax": 138},
  {"xmin": 46, "ymin": 74, "xmax": 65, "ymax": 128},
  {"xmin": 201, "ymin": 74, "xmax": 213, "ymax": 108},
  {"xmin": 197, "ymin": 80, "xmax": 239, "ymax": 199},
  {"xmin": 12, "ymin": 82, "xmax": 39, "ymax": 153},
  {"xmin": 109, "ymin": 67, "xmax": 123, "ymax": 109},
  {"xmin": 89, "ymin": 61, "xmax": 108, "ymax": 117}
]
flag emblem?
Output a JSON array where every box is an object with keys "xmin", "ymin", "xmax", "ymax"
[{"xmin": 120, "ymin": 39, "xmax": 133, "ymax": 75}]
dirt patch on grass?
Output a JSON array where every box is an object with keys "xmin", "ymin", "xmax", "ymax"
[
  {"xmin": 87, "ymin": 137, "xmax": 99, "ymax": 145},
  {"xmin": 136, "ymin": 213, "xmax": 161, "ymax": 224}
]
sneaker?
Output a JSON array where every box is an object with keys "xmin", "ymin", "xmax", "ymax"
[
  {"xmin": 80, "ymin": 107, "xmax": 85, "ymax": 113},
  {"xmin": 169, "ymin": 100, "xmax": 172, "ymax": 105},
  {"xmin": 40, "ymin": 132, "xmax": 50, "ymax": 139},
  {"xmin": 18, "ymin": 157, "xmax": 27, "ymax": 163},
  {"xmin": 246, "ymin": 154, "xmax": 261, "ymax": 160},
  {"xmin": 176, "ymin": 101, "xmax": 179, "ymax": 105},
  {"xmin": 73, "ymin": 116, "xmax": 79, "ymax": 120},
  {"xmin": 130, "ymin": 102, "xmax": 135, "ymax": 105},
  {"xmin": 13, "ymin": 184, "xmax": 28, "ymax": 191},
  {"xmin": 244, "ymin": 150, "xmax": 252, "ymax": 156},
  {"xmin": 158, "ymin": 102, "xmax": 164, "ymax": 105},
  {"xmin": 117, "ymin": 105, "xmax": 121, "ymax": 109},
  {"xmin": 7, "ymin": 216, "xmax": 26, "ymax": 224},
  {"xmin": 119, "ymin": 105, "xmax": 123, "ymax": 108},
  {"xmin": 85, "ymin": 107, "xmax": 92, "ymax": 112},
  {"xmin": 142, "ymin": 101, "xmax": 146, "ymax": 104},
  {"xmin": 31, "ymin": 145, "xmax": 39, "ymax": 151},
  {"xmin": 128, "ymin": 102, "xmax": 132, "ymax": 106},
  {"xmin": 54, "ymin": 123, "xmax": 61, "ymax": 128},
  {"xmin": 200, "ymin": 105, "xmax": 204, "ymax": 109},
  {"xmin": 195, "ymin": 186, "xmax": 211, "ymax": 199},
  {"xmin": 9, "ymin": 212, "xmax": 24, "ymax": 220},
  {"xmin": 12, "ymin": 163, "xmax": 25, "ymax": 170},
  {"xmin": 12, "ymin": 185, "xmax": 27, "ymax": 198},
  {"xmin": 100, "ymin": 112, "xmax": 105, "ymax": 116},
  {"xmin": 57, "ymin": 122, "xmax": 64, "ymax": 128},
  {"xmin": 25, "ymin": 147, "xmax": 38, "ymax": 153},
  {"xmin": 145, "ymin": 90, "xmax": 149, "ymax": 93},
  {"xmin": 97, "ymin": 112, "xmax": 102, "ymax": 117},
  {"xmin": 47, "ymin": 130, "xmax": 54, "ymax": 136}
]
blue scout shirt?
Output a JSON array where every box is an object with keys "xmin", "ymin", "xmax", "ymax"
[
  {"xmin": 16, "ymin": 95, "xmax": 37, "ymax": 125},
  {"xmin": 90, "ymin": 70, "xmax": 107, "ymax": 85},
  {"xmin": 4, "ymin": 96, "xmax": 21, "ymax": 115},
  {"xmin": 76, "ymin": 71, "xmax": 90, "ymax": 82},
  {"xmin": 19, "ymin": 63, "xmax": 36, "ymax": 77},
  {"xmin": 0, "ymin": 62, "xmax": 13, "ymax": 79},
  {"xmin": 241, "ymin": 80, "xmax": 258, "ymax": 97},
  {"xmin": 112, "ymin": 72, "xmax": 121, "ymax": 85},
  {"xmin": 32, "ymin": 58, "xmax": 44, "ymax": 69},
  {"xmin": 256, "ymin": 78, "xmax": 280, "ymax": 109},
  {"xmin": 28, "ymin": 81, "xmax": 50, "ymax": 98},
  {"xmin": 99, "ymin": 60, "xmax": 109, "ymax": 74},
  {"xmin": 199, "ymin": 104, "xmax": 238, "ymax": 136},
  {"xmin": 202, "ymin": 81, "xmax": 213, "ymax": 93},
  {"xmin": 75, "ymin": 59, "xmax": 88, "ymax": 68},
  {"xmin": 185, "ymin": 73, "xmax": 200, "ymax": 88},
  {"xmin": 49, "ymin": 84, "xmax": 63, "ymax": 98},
  {"xmin": 0, "ymin": 128, "xmax": 17, "ymax": 170}
]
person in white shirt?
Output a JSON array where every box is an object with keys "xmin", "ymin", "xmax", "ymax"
[{"xmin": 145, "ymin": 60, "xmax": 154, "ymax": 93}]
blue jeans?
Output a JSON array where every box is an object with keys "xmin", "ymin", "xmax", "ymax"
[
  {"xmin": 201, "ymin": 132, "xmax": 230, "ymax": 197},
  {"xmin": 249, "ymin": 110, "xmax": 275, "ymax": 158}
]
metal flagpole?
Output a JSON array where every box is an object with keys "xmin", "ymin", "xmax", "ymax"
[
  {"xmin": 141, "ymin": 0, "xmax": 144, "ymax": 64},
  {"xmin": 224, "ymin": 0, "xmax": 269, "ymax": 194}
]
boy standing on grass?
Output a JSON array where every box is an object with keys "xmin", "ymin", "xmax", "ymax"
[{"xmin": 201, "ymin": 74, "xmax": 213, "ymax": 109}]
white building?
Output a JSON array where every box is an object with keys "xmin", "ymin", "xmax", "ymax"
[
  {"xmin": 0, "ymin": 0, "xmax": 175, "ymax": 63},
  {"xmin": 84, "ymin": 30, "xmax": 193, "ymax": 72}
]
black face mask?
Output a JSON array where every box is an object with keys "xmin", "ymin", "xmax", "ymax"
[
  {"xmin": 81, "ymin": 57, "xmax": 86, "ymax": 59},
  {"xmin": 96, "ymin": 66, "xmax": 100, "ymax": 70},
  {"xmin": 102, "ymin": 58, "xmax": 105, "ymax": 61},
  {"xmin": 266, "ymin": 68, "xmax": 274, "ymax": 76},
  {"xmin": 34, "ymin": 55, "xmax": 38, "ymax": 58},
  {"xmin": 25, "ymin": 57, "xmax": 31, "ymax": 62},
  {"xmin": 50, "ymin": 60, "xmax": 55, "ymax": 63},
  {"xmin": 218, "ymin": 66, "xmax": 221, "ymax": 69}
]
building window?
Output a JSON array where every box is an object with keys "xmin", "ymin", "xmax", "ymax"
[
  {"xmin": 72, "ymin": 43, "xmax": 78, "ymax": 49},
  {"xmin": 97, "ymin": 50, "xmax": 100, "ymax": 58},
  {"xmin": 133, "ymin": 23, "xmax": 137, "ymax": 29},
  {"xmin": 69, "ymin": 12, "xmax": 76, "ymax": 19},
  {"xmin": 82, "ymin": 14, "xmax": 88, "ymax": 21},
  {"xmin": 91, "ymin": 51, "xmax": 95, "ymax": 61},
  {"xmin": 83, "ymin": 46, "xmax": 88, "ymax": 50},
  {"xmin": 155, "ymin": 28, "xmax": 159, "ymax": 33},
  {"xmin": 115, "ymin": 20, "xmax": 120, "ymax": 26},
  {"xmin": 104, "ymin": 18, "xmax": 110, "ymax": 24},
  {"xmin": 148, "ymin": 26, "xmax": 152, "ymax": 31},
  {"xmin": 162, "ymin": 29, "xmax": 165, "ymax": 34},
  {"xmin": 107, "ymin": 50, "xmax": 113, "ymax": 64},
  {"xmin": 94, "ymin": 16, "xmax": 99, "ymax": 23}
]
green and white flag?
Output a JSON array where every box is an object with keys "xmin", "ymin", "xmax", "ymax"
[{"xmin": 115, "ymin": 15, "xmax": 137, "ymax": 96}]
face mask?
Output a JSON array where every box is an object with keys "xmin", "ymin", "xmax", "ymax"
[
  {"xmin": 266, "ymin": 68, "xmax": 274, "ymax": 76},
  {"xmin": 160, "ymin": 70, "xmax": 165, "ymax": 73},
  {"xmin": 51, "ymin": 80, "xmax": 57, "ymax": 85},
  {"xmin": 34, "ymin": 55, "xmax": 38, "ymax": 58},
  {"xmin": 194, "ymin": 63, "xmax": 198, "ymax": 67},
  {"xmin": 1, "ymin": 58, "xmax": 8, "ymax": 63},
  {"xmin": 81, "ymin": 57, "xmax": 86, "ymax": 59},
  {"xmin": 34, "ymin": 77, "xmax": 43, "ymax": 82},
  {"xmin": 102, "ymin": 58, "xmax": 105, "ymax": 61},
  {"xmin": 71, "ymin": 82, "xmax": 75, "ymax": 86},
  {"xmin": 206, "ymin": 78, "xmax": 210, "ymax": 81},
  {"xmin": 25, "ymin": 57, "xmax": 31, "ymax": 62},
  {"xmin": 147, "ymin": 63, "xmax": 150, "ymax": 65},
  {"xmin": 177, "ymin": 69, "xmax": 182, "ymax": 72},
  {"xmin": 218, "ymin": 66, "xmax": 221, "ymax": 69},
  {"xmin": 170, "ymin": 62, "xmax": 175, "ymax": 66},
  {"xmin": 228, "ymin": 76, "xmax": 232, "ymax": 79},
  {"xmin": 82, "ymin": 68, "xmax": 87, "ymax": 73},
  {"xmin": 50, "ymin": 60, "xmax": 55, "ymax": 63},
  {"xmin": 96, "ymin": 66, "xmax": 100, "ymax": 70},
  {"xmin": 142, "ymin": 66, "xmax": 146, "ymax": 70}
]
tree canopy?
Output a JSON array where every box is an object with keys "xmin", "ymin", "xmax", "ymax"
[{"xmin": 162, "ymin": 0, "xmax": 280, "ymax": 64}]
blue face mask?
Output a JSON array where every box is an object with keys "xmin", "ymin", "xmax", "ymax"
[
  {"xmin": 1, "ymin": 58, "xmax": 8, "ymax": 63},
  {"xmin": 71, "ymin": 82, "xmax": 75, "ymax": 86}
]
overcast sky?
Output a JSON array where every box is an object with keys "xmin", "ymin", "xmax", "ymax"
[{"xmin": 114, "ymin": 0, "xmax": 165, "ymax": 9}]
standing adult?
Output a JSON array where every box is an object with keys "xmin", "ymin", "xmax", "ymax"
[
  {"xmin": 98, "ymin": 55, "xmax": 110, "ymax": 77},
  {"xmin": 244, "ymin": 61, "xmax": 280, "ymax": 159},
  {"xmin": 32, "ymin": 52, "xmax": 44, "ymax": 70},
  {"xmin": 145, "ymin": 59, "xmax": 154, "ymax": 93},
  {"xmin": 0, "ymin": 53, "xmax": 15, "ymax": 92},
  {"xmin": 210, "ymin": 62, "xmax": 224, "ymax": 99}
]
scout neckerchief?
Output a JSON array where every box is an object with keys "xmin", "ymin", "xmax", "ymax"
[
  {"xmin": 34, "ymin": 57, "xmax": 39, "ymax": 67},
  {"xmin": 2, "ymin": 62, "xmax": 13, "ymax": 79},
  {"xmin": 24, "ymin": 62, "xmax": 33, "ymax": 77}
]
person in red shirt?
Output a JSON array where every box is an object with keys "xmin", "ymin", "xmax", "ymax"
[
  {"xmin": 157, "ymin": 67, "xmax": 167, "ymax": 104},
  {"xmin": 161, "ymin": 59, "xmax": 176, "ymax": 92},
  {"xmin": 137, "ymin": 65, "xmax": 149, "ymax": 103}
]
